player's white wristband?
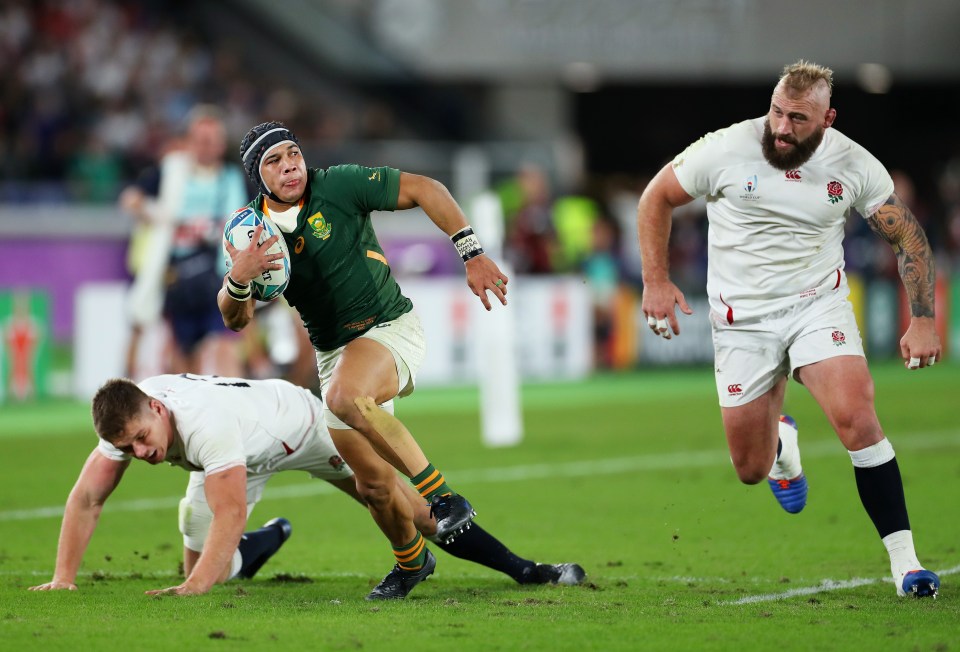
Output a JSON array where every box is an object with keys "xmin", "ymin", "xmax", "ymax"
[
  {"xmin": 226, "ymin": 275, "xmax": 252, "ymax": 302},
  {"xmin": 451, "ymin": 226, "xmax": 484, "ymax": 263}
]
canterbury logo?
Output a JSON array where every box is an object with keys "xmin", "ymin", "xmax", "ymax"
[
  {"xmin": 727, "ymin": 384, "xmax": 743, "ymax": 395},
  {"xmin": 785, "ymin": 170, "xmax": 801, "ymax": 180}
]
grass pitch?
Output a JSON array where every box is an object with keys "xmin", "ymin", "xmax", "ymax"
[{"xmin": 1, "ymin": 362, "xmax": 957, "ymax": 651}]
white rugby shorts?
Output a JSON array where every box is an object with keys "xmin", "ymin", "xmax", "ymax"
[
  {"xmin": 711, "ymin": 289, "xmax": 865, "ymax": 407},
  {"xmin": 178, "ymin": 417, "xmax": 352, "ymax": 551},
  {"xmin": 315, "ymin": 309, "xmax": 426, "ymax": 429}
]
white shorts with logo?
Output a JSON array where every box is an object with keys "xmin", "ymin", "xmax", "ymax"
[
  {"xmin": 178, "ymin": 416, "xmax": 352, "ymax": 551},
  {"xmin": 314, "ymin": 309, "xmax": 426, "ymax": 430},
  {"xmin": 711, "ymin": 289, "xmax": 865, "ymax": 407}
]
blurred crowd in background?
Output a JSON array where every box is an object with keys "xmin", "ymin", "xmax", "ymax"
[{"xmin": 3, "ymin": 0, "xmax": 960, "ymax": 374}]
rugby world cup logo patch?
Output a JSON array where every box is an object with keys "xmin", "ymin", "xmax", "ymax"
[{"xmin": 739, "ymin": 175, "xmax": 761, "ymax": 202}]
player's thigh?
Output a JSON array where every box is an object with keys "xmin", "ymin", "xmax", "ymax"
[
  {"xmin": 179, "ymin": 471, "xmax": 269, "ymax": 551},
  {"xmin": 359, "ymin": 311, "xmax": 426, "ymax": 399},
  {"xmin": 712, "ymin": 320, "xmax": 789, "ymax": 408},
  {"xmin": 796, "ymin": 356, "xmax": 882, "ymax": 449},
  {"xmin": 720, "ymin": 378, "xmax": 786, "ymax": 474},
  {"xmin": 331, "ymin": 338, "xmax": 399, "ymax": 400},
  {"xmin": 712, "ymin": 319, "xmax": 789, "ymax": 469},
  {"xmin": 293, "ymin": 422, "xmax": 355, "ymax": 483},
  {"xmin": 790, "ymin": 295, "xmax": 881, "ymax": 448}
]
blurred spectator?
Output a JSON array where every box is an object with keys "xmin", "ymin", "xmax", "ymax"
[
  {"xmin": 502, "ymin": 164, "xmax": 558, "ymax": 274},
  {"xmin": 1, "ymin": 0, "xmax": 237, "ymax": 197},
  {"xmin": 582, "ymin": 214, "xmax": 623, "ymax": 368},
  {"xmin": 939, "ymin": 149, "xmax": 960, "ymax": 265},
  {"xmin": 67, "ymin": 132, "xmax": 124, "ymax": 203},
  {"xmin": 119, "ymin": 104, "xmax": 247, "ymax": 377},
  {"xmin": 552, "ymin": 194, "xmax": 600, "ymax": 272}
]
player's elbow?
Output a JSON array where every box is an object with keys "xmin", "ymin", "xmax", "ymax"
[
  {"xmin": 67, "ymin": 488, "xmax": 107, "ymax": 514},
  {"xmin": 398, "ymin": 172, "xmax": 447, "ymax": 209},
  {"xmin": 223, "ymin": 316, "xmax": 247, "ymax": 332}
]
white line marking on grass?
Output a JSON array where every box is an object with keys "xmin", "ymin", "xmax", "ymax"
[
  {"xmin": 4, "ymin": 569, "xmax": 368, "ymax": 579},
  {"xmin": 2, "ymin": 430, "xmax": 957, "ymax": 522},
  {"xmin": 719, "ymin": 564, "xmax": 960, "ymax": 605}
]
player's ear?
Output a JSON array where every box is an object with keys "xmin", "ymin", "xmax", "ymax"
[
  {"xmin": 823, "ymin": 108, "xmax": 836, "ymax": 129},
  {"xmin": 149, "ymin": 398, "xmax": 165, "ymax": 418}
]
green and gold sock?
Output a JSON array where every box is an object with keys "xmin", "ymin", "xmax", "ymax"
[
  {"xmin": 394, "ymin": 532, "xmax": 427, "ymax": 571},
  {"xmin": 412, "ymin": 462, "xmax": 454, "ymax": 501}
]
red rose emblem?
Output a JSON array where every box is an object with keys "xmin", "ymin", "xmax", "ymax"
[{"xmin": 827, "ymin": 181, "xmax": 844, "ymax": 204}]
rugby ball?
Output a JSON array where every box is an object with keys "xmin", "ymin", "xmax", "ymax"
[{"xmin": 223, "ymin": 207, "xmax": 291, "ymax": 301}]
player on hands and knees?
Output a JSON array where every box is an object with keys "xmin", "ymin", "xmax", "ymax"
[
  {"xmin": 636, "ymin": 60, "xmax": 941, "ymax": 598},
  {"xmin": 29, "ymin": 375, "xmax": 584, "ymax": 597},
  {"xmin": 219, "ymin": 122, "xmax": 510, "ymax": 599}
]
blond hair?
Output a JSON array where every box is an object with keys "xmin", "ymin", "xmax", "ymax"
[{"xmin": 779, "ymin": 60, "xmax": 833, "ymax": 97}]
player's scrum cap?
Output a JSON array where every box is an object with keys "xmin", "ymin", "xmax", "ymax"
[{"xmin": 239, "ymin": 121, "xmax": 301, "ymax": 191}]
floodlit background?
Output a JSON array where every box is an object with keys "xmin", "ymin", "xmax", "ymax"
[
  {"xmin": 2, "ymin": 3, "xmax": 959, "ymax": 649},
  {"xmin": 1, "ymin": 0, "xmax": 958, "ymax": 399}
]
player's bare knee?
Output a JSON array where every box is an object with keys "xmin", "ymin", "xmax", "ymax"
[
  {"xmin": 835, "ymin": 413, "xmax": 883, "ymax": 451},
  {"xmin": 730, "ymin": 455, "xmax": 769, "ymax": 484},
  {"xmin": 737, "ymin": 468, "xmax": 767, "ymax": 484},
  {"xmin": 323, "ymin": 384, "xmax": 362, "ymax": 426},
  {"xmin": 178, "ymin": 497, "xmax": 213, "ymax": 552}
]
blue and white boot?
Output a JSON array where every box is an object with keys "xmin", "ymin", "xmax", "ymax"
[
  {"xmin": 767, "ymin": 415, "xmax": 808, "ymax": 514},
  {"xmin": 898, "ymin": 569, "xmax": 940, "ymax": 598}
]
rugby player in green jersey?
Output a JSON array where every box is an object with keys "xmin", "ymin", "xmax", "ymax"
[{"xmin": 218, "ymin": 122, "xmax": 545, "ymax": 599}]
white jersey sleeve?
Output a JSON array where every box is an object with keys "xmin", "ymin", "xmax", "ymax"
[
  {"xmin": 97, "ymin": 438, "xmax": 129, "ymax": 462},
  {"xmin": 671, "ymin": 124, "xmax": 738, "ymax": 199},
  {"xmin": 850, "ymin": 148, "xmax": 894, "ymax": 218}
]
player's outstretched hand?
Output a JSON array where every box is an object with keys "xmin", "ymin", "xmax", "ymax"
[
  {"xmin": 641, "ymin": 279, "xmax": 693, "ymax": 339},
  {"xmin": 28, "ymin": 580, "xmax": 77, "ymax": 591},
  {"xmin": 465, "ymin": 255, "xmax": 508, "ymax": 311},
  {"xmin": 900, "ymin": 316, "xmax": 942, "ymax": 370},
  {"xmin": 145, "ymin": 582, "xmax": 207, "ymax": 597}
]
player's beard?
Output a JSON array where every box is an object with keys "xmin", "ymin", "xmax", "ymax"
[{"xmin": 761, "ymin": 118, "xmax": 824, "ymax": 170}]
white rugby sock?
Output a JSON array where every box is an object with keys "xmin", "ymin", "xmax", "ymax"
[
  {"xmin": 769, "ymin": 419, "xmax": 801, "ymax": 479},
  {"xmin": 882, "ymin": 529, "xmax": 922, "ymax": 583},
  {"xmin": 848, "ymin": 438, "xmax": 895, "ymax": 468},
  {"xmin": 228, "ymin": 549, "xmax": 243, "ymax": 580}
]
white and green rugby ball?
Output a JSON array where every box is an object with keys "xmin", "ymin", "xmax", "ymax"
[{"xmin": 223, "ymin": 207, "xmax": 291, "ymax": 301}]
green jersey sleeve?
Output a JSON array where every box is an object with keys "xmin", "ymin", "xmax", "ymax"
[{"xmin": 323, "ymin": 164, "xmax": 401, "ymax": 214}]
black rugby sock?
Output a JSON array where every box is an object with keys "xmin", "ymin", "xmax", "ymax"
[
  {"xmin": 854, "ymin": 458, "xmax": 911, "ymax": 538},
  {"xmin": 237, "ymin": 523, "xmax": 285, "ymax": 578},
  {"xmin": 432, "ymin": 522, "xmax": 535, "ymax": 582}
]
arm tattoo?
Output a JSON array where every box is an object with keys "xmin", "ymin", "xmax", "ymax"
[{"xmin": 865, "ymin": 193, "xmax": 936, "ymax": 318}]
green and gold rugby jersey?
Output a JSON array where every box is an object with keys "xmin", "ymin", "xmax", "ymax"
[{"xmin": 246, "ymin": 164, "xmax": 412, "ymax": 351}]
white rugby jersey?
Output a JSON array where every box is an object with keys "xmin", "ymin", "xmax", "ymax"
[
  {"xmin": 97, "ymin": 374, "xmax": 323, "ymax": 476},
  {"xmin": 672, "ymin": 117, "xmax": 893, "ymax": 322}
]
